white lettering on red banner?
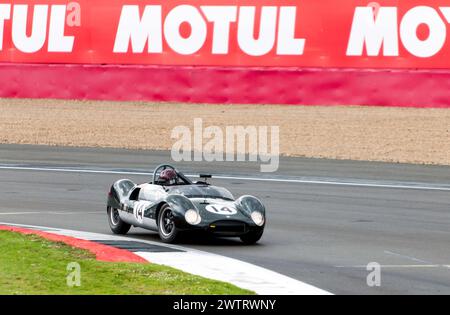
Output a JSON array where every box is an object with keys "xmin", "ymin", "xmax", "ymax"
[{"xmin": 0, "ymin": 1, "xmax": 450, "ymax": 68}]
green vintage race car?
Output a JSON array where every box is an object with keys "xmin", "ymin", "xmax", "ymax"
[{"xmin": 107, "ymin": 164, "xmax": 266, "ymax": 244}]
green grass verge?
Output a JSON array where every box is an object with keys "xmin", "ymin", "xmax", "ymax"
[{"xmin": 0, "ymin": 231, "xmax": 254, "ymax": 295}]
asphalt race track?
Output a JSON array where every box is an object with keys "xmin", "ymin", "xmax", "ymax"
[{"xmin": 0, "ymin": 144, "xmax": 449, "ymax": 294}]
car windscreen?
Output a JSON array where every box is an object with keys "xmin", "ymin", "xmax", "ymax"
[{"xmin": 168, "ymin": 185, "xmax": 234, "ymax": 201}]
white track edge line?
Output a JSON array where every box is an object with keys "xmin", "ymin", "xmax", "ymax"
[{"xmin": 0, "ymin": 165, "xmax": 449, "ymax": 191}]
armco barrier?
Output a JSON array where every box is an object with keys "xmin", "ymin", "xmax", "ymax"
[{"xmin": 1, "ymin": 63, "xmax": 450, "ymax": 108}]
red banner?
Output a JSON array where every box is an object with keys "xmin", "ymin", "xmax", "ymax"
[{"xmin": 2, "ymin": 0, "xmax": 450, "ymax": 68}]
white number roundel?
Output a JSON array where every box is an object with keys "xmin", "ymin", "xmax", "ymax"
[
  {"xmin": 205, "ymin": 205, "xmax": 237, "ymax": 215},
  {"xmin": 133, "ymin": 201, "xmax": 151, "ymax": 223}
]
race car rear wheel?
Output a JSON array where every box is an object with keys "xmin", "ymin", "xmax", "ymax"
[
  {"xmin": 158, "ymin": 204, "xmax": 180, "ymax": 243},
  {"xmin": 240, "ymin": 230, "xmax": 264, "ymax": 245},
  {"xmin": 107, "ymin": 206, "xmax": 131, "ymax": 235}
]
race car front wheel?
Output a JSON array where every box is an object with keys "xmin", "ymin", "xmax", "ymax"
[
  {"xmin": 158, "ymin": 204, "xmax": 180, "ymax": 243},
  {"xmin": 240, "ymin": 230, "xmax": 264, "ymax": 245},
  {"xmin": 107, "ymin": 206, "xmax": 131, "ymax": 235}
]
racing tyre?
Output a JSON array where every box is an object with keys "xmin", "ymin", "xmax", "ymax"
[
  {"xmin": 240, "ymin": 230, "xmax": 263, "ymax": 245},
  {"xmin": 107, "ymin": 206, "xmax": 131, "ymax": 235},
  {"xmin": 158, "ymin": 204, "xmax": 181, "ymax": 243}
]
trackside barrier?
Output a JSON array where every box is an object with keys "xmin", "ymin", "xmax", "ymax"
[
  {"xmin": 0, "ymin": 63, "xmax": 449, "ymax": 108},
  {"xmin": 0, "ymin": 1, "xmax": 450, "ymax": 107}
]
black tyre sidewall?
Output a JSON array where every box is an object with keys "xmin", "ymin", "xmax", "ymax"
[
  {"xmin": 158, "ymin": 205, "xmax": 180, "ymax": 243},
  {"xmin": 240, "ymin": 230, "xmax": 264, "ymax": 245},
  {"xmin": 107, "ymin": 206, "xmax": 131, "ymax": 235}
]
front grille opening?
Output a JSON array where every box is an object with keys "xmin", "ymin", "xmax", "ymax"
[{"xmin": 209, "ymin": 220, "xmax": 247, "ymax": 235}]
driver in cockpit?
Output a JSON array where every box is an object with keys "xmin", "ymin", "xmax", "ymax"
[{"xmin": 159, "ymin": 169, "xmax": 178, "ymax": 186}]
